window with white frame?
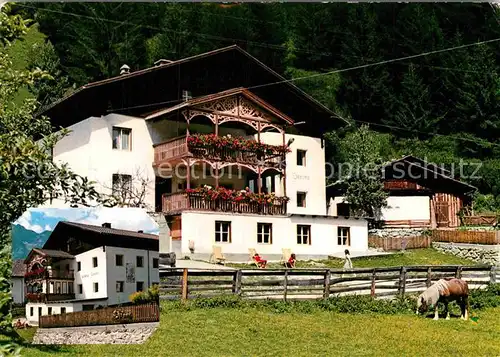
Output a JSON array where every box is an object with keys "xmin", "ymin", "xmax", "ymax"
[
  {"xmin": 112, "ymin": 127, "xmax": 131, "ymax": 150},
  {"xmin": 297, "ymin": 225, "xmax": 311, "ymax": 245},
  {"xmin": 257, "ymin": 223, "xmax": 272, "ymax": 244},
  {"xmin": 112, "ymin": 174, "xmax": 132, "ymax": 201},
  {"xmin": 215, "ymin": 221, "xmax": 231, "ymax": 243},
  {"xmin": 337, "ymin": 227, "xmax": 350, "ymax": 246}
]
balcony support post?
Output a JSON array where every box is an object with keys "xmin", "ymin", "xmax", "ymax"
[
  {"xmin": 257, "ymin": 121, "xmax": 262, "ymax": 194},
  {"xmin": 186, "ymin": 159, "xmax": 191, "ymax": 191},
  {"xmin": 215, "ymin": 163, "xmax": 219, "ymax": 189},
  {"xmin": 215, "ymin": 114, "xmax": 219, "ymax": 136}
]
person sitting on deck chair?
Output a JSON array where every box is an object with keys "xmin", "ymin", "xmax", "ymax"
[
  {"xmin": 286, "ymin": 253, "xmax": 296, "ymax": 268},
  {"xmin": 253, "ymin": 253, "xmax": 267, "ymax": 268}
]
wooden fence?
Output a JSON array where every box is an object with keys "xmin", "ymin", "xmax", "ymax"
[
  {"xmin": 461, "ymin": 215, "xmax": 498, "ymax": 226},
  {"xmin": 368, "ymin": 235, "xmax": 432, "ymax": 250},
  {"xmin": 39, "ymin": 303, "xmax": 159, "ymax": 328},
  {"xmin": 432, "ymin": 230, "xmax": 500, "ymax": 245},
  {"xmin": 159, "ymin": 265, "xmax": 498, "ymax": 302}
]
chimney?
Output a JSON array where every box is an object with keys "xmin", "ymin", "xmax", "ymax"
[
  {"xmin": 138, "ymin": 230, "xmax": 143, "ymax": 233},
  {"xmin": 102, "ymin": 223, "xmax": 111, "ymax": 228},
  {"xmin": 154, "ymin": 59, "xmax": 173, "ymax": 66},
  {"xmin": 120, "ymin": 64, "xmax": 130, "ymax": 75}
]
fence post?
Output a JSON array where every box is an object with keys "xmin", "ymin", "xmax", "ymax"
[
  {"xmin": 490, "ymin": 266, "xmax": 497, "ymax": 284},
  {"xmin": 181, "ymin": 268, "xmax": 188, "ymax": 302},
  {"xmin": 455, "ymin": 266, "xmax": 462, "ymax": 279},
  {"xmin": 323, "ymin": 269, "xmax": 331, "ymax": 299},
  {"xmin": 283, "ymin": 270, "xmax": 288, "ymax": 302},
  {"xmin": 399, "ymin": 267, "xmax": 407, "ymax": 297},
  {"xmin": 233, "ymin": 270, "xmax": 242, "ymax": 295},
  {"xmin": 370, "ymin": 269, "xmax": 376, "ymax": 297},
  {"xmin": 426, "ymin": 267, "xmax": 432, "ymax": 288}
]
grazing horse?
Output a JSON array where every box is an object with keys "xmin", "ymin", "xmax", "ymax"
[{"xmin": 416, "ymin": 278, "xmax": 469, "ymax": 320}]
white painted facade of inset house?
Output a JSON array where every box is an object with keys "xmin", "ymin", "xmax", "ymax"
[
  {"xmin": 180, "ymin": 211, "xmax": 368, "ymax": 261},
  {"xmin": 74, "ymin": 247, "xmax": 108, "ymax": 301},
  {"xmin": 26, "ymin": 246, "xmax": 159, "ymax": 323},
  {"xmin": 25, "ymin": 299, "xmax": 108, "ymax": 325},
  {"xmin": 105, "ymin": 246, "xmax": 159, "ymax": 305}
]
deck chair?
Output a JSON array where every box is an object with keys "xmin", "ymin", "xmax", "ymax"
[
  {"xmin": 248, "ymin": 248, "xmax": 258, "ymax": 266},
  {"xmin": 280, "ymin": 248, "xmax": 292, "ymax": 266},
  {"xmin": 209, "ymin": 246, "xmax": 226, "ymax": 265}
]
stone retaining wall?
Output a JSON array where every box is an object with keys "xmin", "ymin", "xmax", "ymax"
[
  {"xmin": 32, "ymin": 322, "xmax": 159, "ymax": 345},
  {"xmin": 369, "ymin": 228, "xmax": 429, "ymax": 238},
  {"xmin": 432, "ymin": 242, "xmax": 500, "ymax": 265}
]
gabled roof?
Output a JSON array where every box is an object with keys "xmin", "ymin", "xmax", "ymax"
[
  {"xmin": 42, "ymin": 221, "xmax": 159, "ymax": 254},
  {"xmin": 326, "ymin": 155, "xmax": 477, "ymax": 198},
  {"xmin": 144, "ymin": 87, "xmax": 294, "ymax": 125},
  {"xmin": 24, "ymin": 249, "xmax": 75, "ymax": 265},
  {"xmin": 382, "ymin": 155, "xmax": 451, "ymax": 176},
  {"xmin": 39, "ymin": 45, "xmax": 347, "ymax": 137},
  {"xmin": 59, "ymin": 221, "xmax": 159, "ymax": 240},
  {"xmin": 12, "ymin": 259, "xmax": 27, "ymax": 278}
]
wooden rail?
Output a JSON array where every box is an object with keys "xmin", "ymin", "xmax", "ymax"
[
  {"xmin": 431, "ymin": 230, "xmax": 500, "ymax": 245},
  {"xmin": 153, "ymin": 135, "xmax": 284, "ymax": 168},
  {"xmin": 368, "ymin": 235, "xmax": 432, "ymax": 250},
  {"xmin": 159, "ymin": 265, "xmax": 498, "ymax": 301},
  {"xmin": 162, "ymin": 192, "xmax": 287, "ymax": 215}
]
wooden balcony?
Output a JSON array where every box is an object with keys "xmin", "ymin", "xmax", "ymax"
[
  {"xmin": 26, "ymin": 270, "xmax": 74, "ymax": 281},
  {"xmin": 26, "ymin": 293, "xmax": 76, "ymax": 303},
  {"xmin": 153, "ymin": 135, "xmax": 284, "ymax": 169},
  {"xmin": 384, "ymin": 179, "xmax": 425, "ymax": 191},
  {"xmin": 162, "ymin": 192, "xmax": 287, "ymax": 216},
  {"xmin": 47, "ymin": 270, "xmax": 75, "ymax": 280}
]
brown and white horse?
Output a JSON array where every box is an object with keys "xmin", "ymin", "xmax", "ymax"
[{"xmin": 416, "ymin": 278, "xmax": 469, "ymax": 320}]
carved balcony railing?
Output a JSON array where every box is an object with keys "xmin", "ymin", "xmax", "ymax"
[
  {"xmin": 26, "ymin": 293, "xmax": 76, "ymax": 303},
  {"xmin": 383, "ymin": 180, "xmax": 424, "ymax": 191},
  {"xmin": 162, "ymin": 192, "xmax": 287, "ymax": 216},
  {"xmin": 25, "ymin": 269, "xmax": 74, "ymax": 281},
  {"xmin": 46, "ymin": 270, "xmax": 75, "ymax": 280},
  {"xmin": 153, "ymin": 135, "xmax": 285, "ymax": 169}
]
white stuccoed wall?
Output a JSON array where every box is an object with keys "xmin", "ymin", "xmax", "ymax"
[
  {"xmin": 382, "ymin": 196, "xmax": 430, "ymax": 221},
  {"xmin": 181, "ymin": 211, "xmax": 368, "ymax": 259},
  {"xmin": 11, "ymin": 278, "xmax": 25, "ymax": 304},
  {"xmin": 327, "ymin": 195, "xmax": 431, "ymax": 222},
  {"xmin": 259, "ymin": 133, "xmax": 327, "ymax": 215},
  {"xmin": 105, "ymin": 246, "xmax": 159, "ymax": 306},
  {"xmin": 74, "ymin": 247, "xmax": 108, "ymax": 301},
  {"xmin": 53, "ymin": 114, "xmax": 156, "ymax": 209}
]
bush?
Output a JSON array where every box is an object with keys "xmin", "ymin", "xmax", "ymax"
[
  {"xmin": 161, "ymin": 284, "xmax": 500, "ymax": 315},
  {"xmin": 469, "ymin": 284, "xmax": 500, "ymax": 310},
  {"xmin": 129, "ymin": 284, "xmax": 160, "ymax": 305}
]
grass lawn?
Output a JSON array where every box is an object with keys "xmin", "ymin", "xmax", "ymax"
[
  {"xmin": 228, "ymin": 248, "xmax": 476, "ymax": 269},
  {"xmin": 4, "ymin": 305, "xmax": 500, "ymax": 356}
]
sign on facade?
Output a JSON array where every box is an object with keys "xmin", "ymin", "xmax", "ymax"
[{"xmin": 126, "ymin": 263, "xmax": 135, "ymax": 283}]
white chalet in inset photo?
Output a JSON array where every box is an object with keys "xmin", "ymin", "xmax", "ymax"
[
  {"xmin": 24, "ymin": 221, "xmax": 159, "ymax": 324},
  {"xmin": 40, "ymin": 45, "xmax": 369, "ymax": 261}
]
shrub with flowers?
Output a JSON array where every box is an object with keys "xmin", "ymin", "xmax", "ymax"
[
  {"xmin": 26, "ymin": 293, "xmax": 44, "ymax": 303},
  {"xmin": 185, "ymin": 185, "xmax": 289, "ymax": 205},
  {"xmin": 24, "ymin": 267, "xmax": 46, "ymax": 279},
  {"xmin": 187, "ymin": 134, "xmax": 291, "ymax": 156}
]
